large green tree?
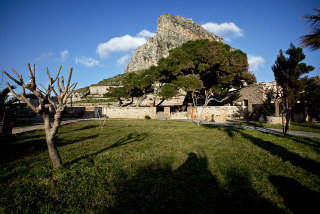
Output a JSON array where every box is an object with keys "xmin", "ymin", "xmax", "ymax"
[
  {"xmin": 113, "ymin": 40, "xmax": 256, "ymax": 114},
  {"xmin": 158, "ymin": 40, "xmax": 255, "ymax": 97},
  {"xmin": 300, "ymin": 8, "xmax": 320, "ymax": 51},
  {"xmin": 104, "ymin": 86, "xmax": 129, "ymax": 106},
  {"xmin": 272, "ymin": 43, "xmax": 314, "ymax": 134},
  {"xmin": 105, "ymin": 68, "xmax": 157, "ymax": 107},
  {"xmin": 301, "ymin": 78, "xmax": 320, "ymax": 122},
  {"xmin": 156, "ymin": 39, "xmax": 256, "ymax": 122}
]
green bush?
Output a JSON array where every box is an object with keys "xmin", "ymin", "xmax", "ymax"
[{"xmin": 145, "ymin": 115, "xmax": 151, "ymax": 120}]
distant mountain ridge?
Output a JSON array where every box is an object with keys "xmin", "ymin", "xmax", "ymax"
[{"xmin": 124, "ymin": 14, "xmax": 224, "ymax": 73}]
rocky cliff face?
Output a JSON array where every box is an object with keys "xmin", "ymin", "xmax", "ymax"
[{"xmin": 124, "ymin": 14, "xmax": 224, "ymax": 73}]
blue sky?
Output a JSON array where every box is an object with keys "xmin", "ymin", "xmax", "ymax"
[{"xmin": 0, "ymin": 0, "xmax": 319, "ymax": 91}]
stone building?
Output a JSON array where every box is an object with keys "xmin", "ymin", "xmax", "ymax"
[{"xmin": 236, "ymin": 81, "xmax": 281, "ymax": 115}]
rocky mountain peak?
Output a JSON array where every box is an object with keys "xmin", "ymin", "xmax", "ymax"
[{"xmin": 124, "ymin": 14, "xmax": 224, "ymax": 73}]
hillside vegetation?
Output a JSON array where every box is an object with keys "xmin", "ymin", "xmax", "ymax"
[{"xmin": 74, "ymin": 74, "xmax": 124, "ymax": 93}]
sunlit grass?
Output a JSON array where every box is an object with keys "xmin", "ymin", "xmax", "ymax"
[{"xmin": 1, "ymin": 120, "xmax": 320, "ymax": 213}]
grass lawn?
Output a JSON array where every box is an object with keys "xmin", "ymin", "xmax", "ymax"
[
  {"xmin": 235, "ymin": 121, "xmax": 320, "ymax": 134},
  {"xmin": 13, "ymin": 120, "xmax": 43, "ymax": 128},
  {"xmin": 1, "ymin": 120, "xmax": 320, "ymax": 213}
]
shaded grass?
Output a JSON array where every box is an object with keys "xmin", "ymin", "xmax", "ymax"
[
  {"xmin": 235, "ymin": 121, "xmax": 320, "ymax": 133},
  {"xmin": 13, "ymin": 119, "xmax": 43, "ymax": 128},
  {"xmin": 1, "ymin": 120, "xmax": 320, "ymax": 213}
]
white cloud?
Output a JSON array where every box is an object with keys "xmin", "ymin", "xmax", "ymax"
[
  {"xmin": 137, "ymin": 30, "xmax": 156, "ymax": 37},
  {"xmin": 75, "ymin": 56, "xmax": 100, "ymax": 67},
  {"xmin": 202, "ymin": 22, "xmax": 243, "ymax": 42},
  {"xmin": 97, "ymin": 35, "xmax": 147, "ymax": 58},
  {"xmin": 35, "ymin": 52, "xmax": 54, "ymax": 61},
  {"xmin": 60, "ymin": 50, "xmax": 70, "ymax": 61},
  {"xmin": 248, "ymin": 55, "xmax": 265, "ymax": 72},
  {"xmin": 117, "ymin": 54, "xmax": 131, "ymax": 66}
]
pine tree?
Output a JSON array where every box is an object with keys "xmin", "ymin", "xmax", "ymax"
[{"xmin": 272, "ymin": 44, "xmax": 314, "ymax": 133}]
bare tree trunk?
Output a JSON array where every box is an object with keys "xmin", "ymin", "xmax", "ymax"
[
  {"xmin": 285, "ymin": 109, "xmax": 291, "ymax": 134},
  {"xmin": 153, "ymin": 84, "xmax": 162, "ymax": 106},
  {"xmin": 191, "ymin": 91, "xmax": 201, "ymax": 125},
  {"xmin": 281, "ymin": 112, "xmax": 285, "ymax": 134},
  {"xmin": 197, "ymin": 99, "xmax": 210, "ymax": 125},
  {"xmin": 284, "ymin": 97, "xmax": 291, "ymax": 134},
  {"xmin": 275, "ymin": 100, "xmax": 279, "ymax": 116},
  {"xmin": 43, "ymin": 113, "xmax": 62, "ymax": 170},
  {"xmin": 304, "ymin": 101, "xmax": 311, "ymax": 122},
  {"xmin": 156, "ymin": 98, "xmax": 165, "ymax": 107},
  {"xmin": 137, "ymin": 94, "xmax": 147, "ymax": 107},
  {"xmin": 117, "ymin": 97, "xmax": 123, "ymax": 107}
]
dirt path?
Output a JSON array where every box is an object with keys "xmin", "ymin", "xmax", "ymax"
[{"xmin": 12, "ymin": 118, "xmax": 89, "ymax": 135}]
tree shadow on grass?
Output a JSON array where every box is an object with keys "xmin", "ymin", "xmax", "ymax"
[
  {"xmin": 293, "ymin": 122, "xmax": 320, "ymax": 130},
  {"xmin": 66, "ymin": 133, "xmax": 147, "ymax": 166},
  {"xmin": 101, "ymin": 153, "xmax": 283, "ymax": 213},
  {"xmin": 59, "ymin": 124, "xmax": 99, "ymax": 133},
  {"xmin": 267, "ymin": 132, "xmax": 320, "ymax": 153},
  {"xmin": 203, "ymin": 125, "xmax": 320, "ymax": 177},
  {"xmin": 0, "ymin": 134, "xmax": 99, "ymax": 164},
  {"xmin": 270, "ymin": 176, "xmax": 320, "ymax": 213}
]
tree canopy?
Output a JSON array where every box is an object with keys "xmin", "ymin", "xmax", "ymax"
[
  {"xmin": 156, "ymin": 39, "xmax": 256, "ymax": 104},
  {"xmin": 272, "ymin": 43, "xmax": 314, "ymax": 133},
  {"xmin": 106, "ymin": 39, "xmax": 256, "ymax": 108}
]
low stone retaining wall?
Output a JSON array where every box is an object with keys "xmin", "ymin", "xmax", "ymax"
[
  {"xmin": 103, "ymin": 107, "xmax": 157, "ymax": 119},
  {"xmin": 64, "ymin": 107, "xmax": 86, "ymax": 118},
  {"xmin": 187, "ymin": 106, "xmax": 248, "ymax": 121},
  {"xmin": 170, "ymin": 112, "xmax": 188, "ymax": 120},
  {"xmin": 266, "ymin": 116, "xmax": 286, "ymax": 124}
]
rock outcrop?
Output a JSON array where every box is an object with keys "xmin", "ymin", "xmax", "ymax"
[{"xmin": 124, "ymin": 14, "xmax": 224, "ymax": 73}]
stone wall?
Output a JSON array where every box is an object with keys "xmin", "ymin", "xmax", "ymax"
[
  {"xmin": 89, "ymin": 86, "xmax": 110, "ymax": 95},
  {"xmin": 64, "ymin": 107, "xmax": 86, "ymax": 118},
  {"xmin": 170, "ymin": 112, "xmax": 188, "ymax": 120},
  {"xmin": 188, "ymin": 106, "xmax": 248, "ymax": 121},
  {"xmin": 103, "ymin": 107, "xmax": 157, "ymax": 119},
  {"xmin": 266, "ymin": 116, "xmax": 285, "ymax": 124}
]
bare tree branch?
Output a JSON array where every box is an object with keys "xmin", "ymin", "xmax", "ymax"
[
  {"xmin": 57, "ymin": 77, "xmax": 63, "ymax": 93},
  {"xmin": 3, "ymin": 63, "xmax": 78, "ymax": 169},
  {"xmin": 66, "ymin": 67, "xmax": 73, "ymax": 90},
  {"xmin": 5, "ymin": 82, "xmax": 38, "ymax": 112},
  {"xmin": 61, "ymin": 76, "xmax": 65, "ymax": 91},
  {"xmin": 3, "ymin": 71, "xmax": 22, "ymax": 86},
  {"xmin": 11, "ymin": 69, "xmax": 23, "ymax": 83},
  {"xmin": 36, "ymin": 87, "xmax": 46, "ymax": 95},
  {"xmin": 54, "ymin": 66, "xmax": 62, "ymax": 83},
  {"xmin": 39, "ymin": 83, "xmax": 48, "ymax": 93}
]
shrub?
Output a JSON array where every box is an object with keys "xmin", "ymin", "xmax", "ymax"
[{"xmin": 145, "ymin": 115, "xmax": 151, "ymax": 120}]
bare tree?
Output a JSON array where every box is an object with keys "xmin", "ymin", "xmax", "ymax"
[{"xmin": 3, "ymin": 63, "xmax": 77, "ymax": 169}]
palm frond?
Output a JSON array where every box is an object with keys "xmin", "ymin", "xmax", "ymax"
[
  {"xmin": 300, "ymin": 29, "xmax": 320, "ymax": 50},
  {"xmin": 303, "ymin": 8, "xmax": 320, "ymax": 29},
  {"xmin": 300, "ymin": 8, "xmax": 320, "ymax": 51}
]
